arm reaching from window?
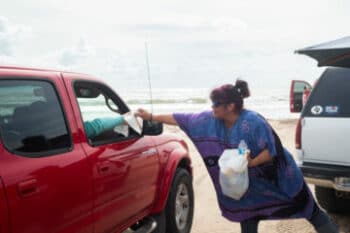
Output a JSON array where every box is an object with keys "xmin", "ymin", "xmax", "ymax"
[{"xmin": 84, "ymin": 116, "xmax": 125, "ymax": 138}]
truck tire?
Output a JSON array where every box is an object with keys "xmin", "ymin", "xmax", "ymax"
[
  {"xmin": 165, "ymin": 168, "xmax": 194, "ymax": 233},
  {"xmin": 315, "ymin": 186, "xmax": 349, "ymax": 213}
]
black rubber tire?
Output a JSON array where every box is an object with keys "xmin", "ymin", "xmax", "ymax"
[
  {"xmin": 315, "ymin": 186, "xmax": 350, "ymax": 213},
  {"xmin": 165, "ymin": 168, "xmax": 194, "ymax": 233}
]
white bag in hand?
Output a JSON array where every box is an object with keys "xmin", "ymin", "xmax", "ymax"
[
  {"xmin": 218, "ymin": 149, "xmax": 249, "ymax": 200},
  {"xmin": 123, "ymin": 112, "xmax": 143, "ymax": 135}
]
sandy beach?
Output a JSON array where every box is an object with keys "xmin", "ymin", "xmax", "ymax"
[{"xmin": 165, "ymin": 119, "xmax": 350, "ymax": 233}]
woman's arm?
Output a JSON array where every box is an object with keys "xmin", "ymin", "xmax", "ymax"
[
  {"xmin": 136, "ymin": 108, "xmax": 178, "ymax": 126},
  {"xmin": 246, "ymin": 116, "xmax": 277, "ymax": 167},
  {"xmin": 246, "ymin": 149, "xmax": 273, "ymax": 167}
]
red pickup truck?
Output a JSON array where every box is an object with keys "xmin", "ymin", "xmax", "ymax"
[{"xmin": 0, "ymin": 66, "xmax": 194, "ymax": 233}]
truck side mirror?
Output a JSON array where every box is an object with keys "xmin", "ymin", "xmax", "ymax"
[
  {"xmin": 290, "ymin": 80, "xmax": 312, "ymax": 113},
  {"xmin": 142, "ymin": 120, "xmax": 163, "ymax": 136}
]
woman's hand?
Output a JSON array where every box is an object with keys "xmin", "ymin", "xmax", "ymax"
[
  {"xmin": 135, "ymin": 108, "xmax": 152, "ymax": 121},
  {"xmin": 135, "ymin": 109, "xmax": 178, "ymax": 126},
  {"xmin": 246, "ymin": 152, "xmax": 256, "ymax": 167},
  {"xmin": 246, "ymin": 149, "xmax": 273, "ymax": 167}
]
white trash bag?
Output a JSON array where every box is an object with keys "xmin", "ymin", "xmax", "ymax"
[{"xmin": 218, "ymin": 149, "xmax": 249, "ymax": 200}]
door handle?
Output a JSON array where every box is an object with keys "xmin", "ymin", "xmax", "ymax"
[
  {"xmin": 18, "ymin": 179, "xmax": 38, "ymax": 198},
  {"xmin": 142, "ymin": 148, "xmax": 157, "ymax": 156},
  {"xmin": 97, "ymin": 163, "xmax": 112, "ymax": 174}
]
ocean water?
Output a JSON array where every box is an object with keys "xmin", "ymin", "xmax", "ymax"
[
  {"xmin": 115, "ymin": 88, "xmax": 300, "ymax": 120},
  {"xmin": 0, "ymin": 87, "xmax": 299, "ymax": 121}
]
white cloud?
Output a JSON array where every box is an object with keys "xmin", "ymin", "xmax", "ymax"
[
  {"xmin": 1, "ymin": 1, "xmax": 349, "ymax": 89},
  {"xmin": 0, "ymin": 16, "xmax": 32, "ymax": 56},
  {"xmin": 36, "ymin": 39, "xmax": 148, "ymax": 89},
  {"xmin": 58, "ymin": 39, "xmax": 91, "ymax": 66},
  {"xmin": 211, "ymin": 17, "xmax": 248, "ymax": 33}
]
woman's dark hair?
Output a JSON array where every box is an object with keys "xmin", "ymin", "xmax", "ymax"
[{"xmin": 210, "ymin": 79, "xmax": 250, "ymax": 113}]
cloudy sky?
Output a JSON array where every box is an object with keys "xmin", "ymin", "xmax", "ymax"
[{"xmin": 1, "ymin": 0, "xmax": 349, "ymax": 90}]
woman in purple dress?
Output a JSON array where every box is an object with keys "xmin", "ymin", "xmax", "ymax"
[{"xmin": 136, "ymin": 80, "xmax": 338, "ymax": 233}]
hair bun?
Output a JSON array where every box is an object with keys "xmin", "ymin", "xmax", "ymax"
[{"xmin": 235, "ymin": 79, "xmax": 250, "ymax": 99}]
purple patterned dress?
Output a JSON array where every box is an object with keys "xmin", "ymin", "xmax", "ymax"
[{"xmin": 173, "ymin": 109, "xmax": 315, "ymax": 222}]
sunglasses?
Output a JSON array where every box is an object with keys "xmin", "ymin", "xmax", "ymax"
[{"xmin": 212, "ymin": 101, "xmax": 226, "ymax": 108}]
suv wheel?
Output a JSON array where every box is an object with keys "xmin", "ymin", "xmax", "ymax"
[
  {"xmin": 315, "ymin": 186, "xmax": 350, "ymax": 213},
  {"xmin": 165, "ymin": 168, "xmax": 194, "ymax": 233}
]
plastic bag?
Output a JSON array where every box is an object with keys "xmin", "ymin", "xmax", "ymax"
[
  {"xmin": 218, "ymin": 149, "xmax": 249, "ymax": 200},
  {"xmin": 124, "ymin": 112, "xmax": 143, "ymax": 135},
  {"xmin": 114, "ymin": 112, "xmax": 143, "ymax": 137},
  {"xmin": 114, "ymin": 124, "xmax": 129, "ymax": 137}
]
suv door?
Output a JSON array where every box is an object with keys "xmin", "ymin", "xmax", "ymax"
[
  {"xmin": 0, "ymin": 76, "xmax": 93, "ymax": 233},
  {"xmin": 301, "ymin": 68, "xmax": 350, "ymax": 166},
  {"xmin": 62, "ymin": 74, "xmax": 161, "ymax": 232}
]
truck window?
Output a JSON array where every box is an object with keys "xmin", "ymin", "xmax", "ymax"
[
  {"xmin": 0, "ymin": 80, "xmax": 72, "ymax": 157},
  {"xmin": 303, "ymin": 68, "xmax": 350, "ymax": 118},
  {"xmin": 73, "ymin": 81, "xmax": 136, "ymax": 145}
]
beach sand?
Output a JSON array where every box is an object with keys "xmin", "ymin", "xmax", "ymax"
[{"xmin": 165, "ymin": 119, "xmax": 350, "ymax": 233}]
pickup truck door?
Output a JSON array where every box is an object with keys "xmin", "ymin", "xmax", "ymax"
[
  {"xmin": 0, "ymin": 176, "xmax": 10, "ymax": 233},
  {"xmin": 0, "ymin": 74, "xmax": 94, "ymax": 233},
  {"xmin": 62, "ymin": 75, "xmax": 161, "ymax": 233},
  {"xmin": 290, "ymin": 80, "xmax": 312, "ymax": 113}
]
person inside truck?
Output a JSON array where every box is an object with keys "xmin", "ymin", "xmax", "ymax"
[
  {"xmin": 302, "ymin": 85, "xmax": 311, "ymax": 107},
  {"xmin": 136, "ymin": 80, "xmax": 338, "ymax": 233}
]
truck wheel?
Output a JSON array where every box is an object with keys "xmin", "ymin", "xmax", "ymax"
[
  {"xmin": 315, "ymin": 186, "xmax": 349, "ymax": 213},
  {"xmin": 165, "ymin": 168, "xmax": 194, "ymax": 233}
]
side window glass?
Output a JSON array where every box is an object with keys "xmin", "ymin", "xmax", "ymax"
[
  {"xmin": 304, "ymin": 69, "xmax": 350, "ymax": 117},
  {"xmin": 0, "ymin": 80, "xmax": 72, "ymax": 157},
  {"xmin": 294, "ymin": 82, "xmax": 310, "ymax": 93},
  {"xmin": 74, "ymin": 81, "xmax": 136, "ymax": 145}
]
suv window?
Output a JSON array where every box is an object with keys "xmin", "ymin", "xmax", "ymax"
[
  {"xmin": 73, "ymin": 81, "xmax": 137, "ymax": 145},
  {"xmin": 0, "ymin": 80, "xmax": 72, "ymax": 156},
  {"xmin": 303, "ymin": 68, "xmax": 350, "ymax": 118}
]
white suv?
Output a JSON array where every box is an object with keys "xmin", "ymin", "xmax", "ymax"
[{"xmin": 290, "ymin": 37, "xmax": 350, "ymax": 213}]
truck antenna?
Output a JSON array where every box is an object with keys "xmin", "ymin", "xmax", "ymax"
[{"xmin": 145, "ymin": 42, "xmax": 154, "ymax": 114}]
